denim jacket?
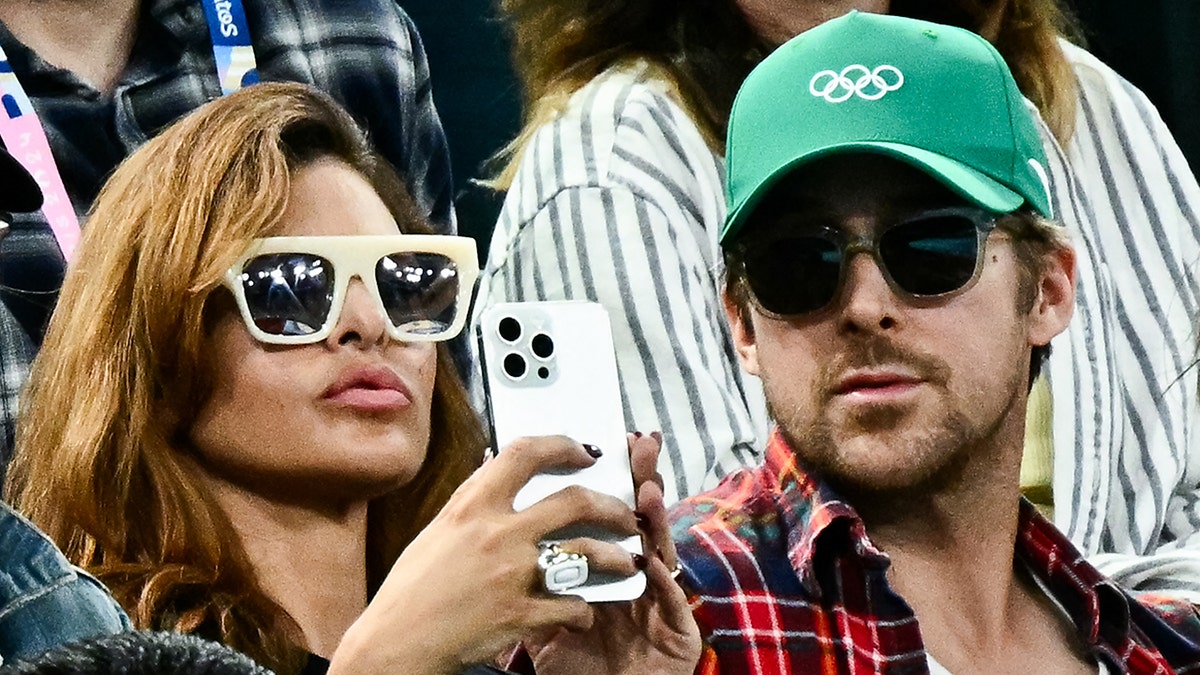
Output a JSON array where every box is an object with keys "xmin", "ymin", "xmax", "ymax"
[{"xmin": 0, "ymin": 501, "xmax": 131, "ymax": 665}]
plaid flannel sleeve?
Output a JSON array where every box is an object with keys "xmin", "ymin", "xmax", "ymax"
[
  {"xmin": 0, "ymin": 297, "xmax": 34, "ymax": 484},
  {"xmin": 392, "ymin": 8, "xmax": 455, "ymax": 233}
]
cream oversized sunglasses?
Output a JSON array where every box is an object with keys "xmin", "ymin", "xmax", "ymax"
[{"xmin": 223, "ymin": 234, "xmax": 478, "ymax": 345}]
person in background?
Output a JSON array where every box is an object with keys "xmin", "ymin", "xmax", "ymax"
[
  {"xmin": 669, "ymin": 14, "xmax": 1200, "ymax": 672},
  {"xmin": 481, "ymin": 0, "xmax": 1200, "ymax": 600},
  {"xmin": 0, "ymin": 0, "xmax": 460, "ymax": 475},
  {"xmin": 474, "ymin": 0, "xmax": 771, "ymax": 505},
  {"xmin": 0, "ymin": 141, "xmax": 130, "ymax": 666},
  {"xmin": 4, "ymin": 82, "xmax": 697, "ymax": 675},
  {"xmin": 0, "ymin": 138, "xmax": 38, "ymax": 468}
]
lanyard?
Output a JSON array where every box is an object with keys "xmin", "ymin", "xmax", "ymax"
[
  {"xmin": 0, "ymin": 0, "xmax": 260, "ymax": 262},
  {"xmin": 199, "ymin": 0, "xmax": 259, "ymax": 95},
  {"xmin": 0, "ymin": 54, "xmax": 80, "ymax": 259}
]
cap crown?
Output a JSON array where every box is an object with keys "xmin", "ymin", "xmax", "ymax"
[{"xmin": 722, "ymin": 11, "xmax": 1051, "ymax": 244}]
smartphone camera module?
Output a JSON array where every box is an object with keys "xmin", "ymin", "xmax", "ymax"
[{"xmin": 484, "ymin": 309, "xmax": 559, "ymax": 388}]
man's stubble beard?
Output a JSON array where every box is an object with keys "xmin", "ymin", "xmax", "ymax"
[
  {"xmin": 763, "ymin": 335, "xmax": 1023, "ymax": 505},
  {"xmin": 771, "ymin": 394, "xmax": 982, "ymax": 503}
]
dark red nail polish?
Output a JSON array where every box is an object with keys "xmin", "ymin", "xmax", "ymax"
[
  {"xmin": 632, "ymin": 553, "xmax": 648, "ymax": 570},
  {"xmin": 650, "ymin": 431, "xmax": 663, "ymax": 444},
  {"xmin": 633, "ymin": 431, "xmax": 643, "ymax": 439},
  {"xmin": 583, "ymin": 443, "xmax": 603, "ymax": 458}
]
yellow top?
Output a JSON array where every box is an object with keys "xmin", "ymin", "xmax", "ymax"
[{"xmin": 1020, "ymin": 376, "xmax": 1054, "ymax": 522}]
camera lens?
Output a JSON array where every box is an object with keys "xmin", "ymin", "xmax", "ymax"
[
  {"xmin": 531, "ymin": 333, "xmax": 554, "ymax": 359},
  {"xmin": 502, "ymin": 352, "xmax": 527, "ymax": 379},
  {"xmin": 498, "ymin": 317, "xmax": 522, "ymax": 342}
]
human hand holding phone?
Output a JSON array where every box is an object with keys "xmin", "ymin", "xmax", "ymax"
[
  {"xmin": 524, "ymin": 432, "xmax": 702, "ymax": 675},
  {"xmin": 477, "ymin": 301, "xmax": 646, "ymax": 603},
  {"xmin": 327, "ymin": 436, "xmax": 643, "ymax": 675}
]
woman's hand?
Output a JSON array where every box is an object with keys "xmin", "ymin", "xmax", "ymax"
[
  {"xmin": 525, "ymin": 433, "xmax": 702, "ymax": 675},
  {"xmin": 327, "ymin": 435, "xmax": 642, "ymax": 675}
]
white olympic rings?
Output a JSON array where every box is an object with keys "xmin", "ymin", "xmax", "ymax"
[{"xmin": 809, "ymin": 64, "xmax": 905, "ymax": 103}]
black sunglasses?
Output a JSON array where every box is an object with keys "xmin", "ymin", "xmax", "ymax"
[{"xmin": 736, "ymin": 207, "xmax": 1001, "ymax": 317}]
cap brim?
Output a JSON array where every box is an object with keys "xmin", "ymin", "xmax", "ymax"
[
  {"xmin": 0, "ymin": 148, "xmax": 43, "ymax": 214},
  {"xmin": 722, "ymin": 141, "xmax": 1025, "ymax": 243}
]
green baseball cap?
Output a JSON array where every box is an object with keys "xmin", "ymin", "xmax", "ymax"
[{"xmin": 721, "ymin": 11, "xmax": 1052, "ymax": 245}]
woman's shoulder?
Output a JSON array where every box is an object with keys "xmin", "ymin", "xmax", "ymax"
[
  {"xmin": 573, "ymin": 61, "xmax": 692, "ymax": 123},
  {"xmin": 1054, "ymin": 38, "xmax": 1190, "ymax": 178},
  {"xmin": 524, "ymin": 61, "xmax": 720, "ymax": 182},
  {"xmin": 503, "ymin": 61, "xmax": 723, "ymax": 225},
  {"xmin": 1056, "ymin": 39, "xmax": 1154, "ymax": 114},
  {"xmin": 0, "ymin": 501, "xmax": 73, "ymax": 580},
  {"xmin": 0, "ymin": 502, "xmax": 132, "ymax": 659}
]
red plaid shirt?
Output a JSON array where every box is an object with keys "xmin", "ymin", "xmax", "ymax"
[{"xmin": 668, "ymin": 428, "xmax": 1200, "ymax": 674}]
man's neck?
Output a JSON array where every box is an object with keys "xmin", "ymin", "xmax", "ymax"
[
  {"xmin": 837, "ymin": 407, "xmax": 1091, "ymax": 675},
  {"xmin": 0, "ymin": 0, "xmax": 141, "ymax": 95},
  {"xmin": 861, "ymin": 479, "xmax": 1025, "ymax": 647},
  {"xmin": 850, "ymin": 435, "xmax": 1025, "ymax": 632}
]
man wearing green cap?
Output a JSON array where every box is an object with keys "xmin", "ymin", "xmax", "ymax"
[{"xmin": 669, "ymin": 12, "xmax": 1200, "ymax": 674}]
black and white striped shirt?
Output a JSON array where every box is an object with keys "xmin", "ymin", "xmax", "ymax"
[
  {"xmin": 1046, "ymin": 42, "xmax": 1200, "ymax": 599},
  {"xmin": 474, "ymin": 63, "xmax": 768, "ymax": 504}
]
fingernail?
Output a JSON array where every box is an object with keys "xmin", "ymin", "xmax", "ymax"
[
  {"xmin": 651, "ymin": 431, "xmax": 663, "ymax": 444},
  {"xmin": 632, "ymin": 554, "xmax": 648, "ymax": 570},
  {"xmin": 583, "ymin": 444, "xmax": 603, "ymax": 458},
  {"xmin": 633, "ymin": 431, "xmax": 643, "ymax": 439}
]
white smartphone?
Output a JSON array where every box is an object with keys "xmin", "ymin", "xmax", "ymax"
[{"xmin": 477, "ymin": 301, "xmax": 646, "ymax": 602}]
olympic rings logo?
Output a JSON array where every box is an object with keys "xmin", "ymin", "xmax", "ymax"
[{"xmin": 809, "ymin": 65, "xmax": 905, "ymax": 103}]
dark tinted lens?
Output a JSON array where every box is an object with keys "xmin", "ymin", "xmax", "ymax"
[
  {"xmin": 376, "ymin": 252, "xmax": 460, "ymax": 335},
  {"xmin": 240, "ymin": 253, "xmax": 335, "ymax": 336},
  {"xmin": 742, "ymin": 236, "xmax": 842, "ymax": 315},
  {"xmin": 880, "ymin": 214, "xmax": 980, "ymax": 296}
]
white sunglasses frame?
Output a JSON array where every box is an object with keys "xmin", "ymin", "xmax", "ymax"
[{"xmin": 222, "ymin": 234, "xmax": 479, "ymax": 345}]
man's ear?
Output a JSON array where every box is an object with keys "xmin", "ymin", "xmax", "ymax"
[
  {"xmin": 723, "ymin": 289, "xmax": 761, "ymax": 376},
  {"xmin": 1027, "ymin": 244, "xmax": 1076, "ymax": 348}
]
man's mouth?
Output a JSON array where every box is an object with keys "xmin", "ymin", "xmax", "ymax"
[{"xmin": 834, "ymin": 370, "xmax": 924, "ymax": 399}]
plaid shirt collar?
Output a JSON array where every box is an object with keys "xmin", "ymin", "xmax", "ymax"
[
  {"xmin": 764, "ymin": 426, "xmax": 1142, "ymax": 649},
  {"xmin": 763, "ymin": 427, "xmax": 885, "ymax": 600}
]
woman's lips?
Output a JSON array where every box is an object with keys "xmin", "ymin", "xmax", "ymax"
[{"xmin": 322, "ymin": 365, "xmax": 413, "ymax": 412}]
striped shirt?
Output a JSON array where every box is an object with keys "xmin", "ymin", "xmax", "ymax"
[
  {"xmin": 670, "ymin": 430, "xmax": 1200, "ymax": 675},
  {"xmin": 473, "ymin": 63, "xmax": 768, "ymax": 504},
  {"xmin": 1043, "ymin": 42, "xmax": 1200, "ymax": 599}
]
